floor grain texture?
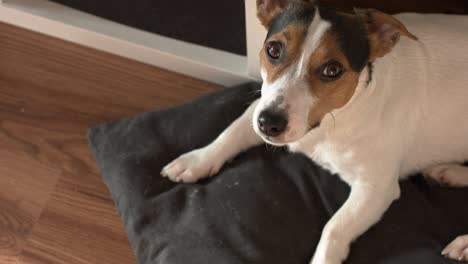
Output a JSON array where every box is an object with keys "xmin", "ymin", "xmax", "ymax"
[{"xmin": 0, "ymin": 22, "xmax": 221, "ymax": 264}]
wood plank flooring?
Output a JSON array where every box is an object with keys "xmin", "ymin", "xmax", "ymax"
[{"xmin": 0, "ymin": 22, "xmax": 221, "ymax": 264}]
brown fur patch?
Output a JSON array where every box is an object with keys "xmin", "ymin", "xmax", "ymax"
[
  {"xmin": 257, "ymin": 0, "xmax": 317, "ymax": 27},
  {"xmin": 260, "ymin": 24, "xmax": 307, "ymax": 84},
  {"xmin": 356, "ymin": 8, "xmax": 418, "ymax": 61},
  {"xmin": 256, "ymin": 0, "xmax": 288, "ymax": 27},
  {"xmin": 305, "ymin": 32, "xmax": 362, "ymax": 127}
]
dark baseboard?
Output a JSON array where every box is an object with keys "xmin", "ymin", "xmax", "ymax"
[{"xmin": 50, "ymin": 0, "xmax": 247, "ymax": 56}]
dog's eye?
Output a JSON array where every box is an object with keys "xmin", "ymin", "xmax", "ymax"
[
  {"xmin": 321, "ymin": 61, "xmax": 344, "ymax": 81},
  {"xmin": 266, "ymin": 41, "xmax": 282, "ymax": 60}
]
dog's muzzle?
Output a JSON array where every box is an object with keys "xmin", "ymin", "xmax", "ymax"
[{"xmin": 257, "ymin": 109, "xmax": 288, "ymax": 137}]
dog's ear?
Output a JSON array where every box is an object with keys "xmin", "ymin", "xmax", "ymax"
[
  {"xmin": 355, "ymin": 8, "xmax": 418, "ymax": 61},
  {"xmin": 256, "ymin": 0, "xmax": 289, "ymax": 28}
]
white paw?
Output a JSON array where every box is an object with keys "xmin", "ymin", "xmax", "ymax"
[
  {"xmin": 442, "ymin": 235, "xmax": 468, "ymax": 262},
  {"xmin": 161, "ymin": 147, "xmax": 224, "ymax": 183},
  {"xmin": 423, "ymin": 164, "xmax": 468, "ymax": 187},
  {"xmin": 310, "ymin": 256, "xmax": 341, "ymax": 264},
  {"xmin": 310, "ymin": 232, "xmax": 347, "ymax": 264}
]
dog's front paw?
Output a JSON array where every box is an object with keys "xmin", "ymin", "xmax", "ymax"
[
  {"xmin": 442, "ymin": 235, "xmax": 468, "ymax": 262},
  {"xmin": 310, "ymin": 256, "xmax": 341, "ymax": 264},
  {"xmin": 161, "ymin": 147, "xmax": 224, "ymax": 183},
  {"xmin": 423, "ymin": 163, "xmax": 468, "ymax": 187},
  {"xmin": 310, "ymin": 230, "xmax": 348, "ymax": 264},
  {"xmin": 310, "ymin": 249, "xmax": 342, "ymax": 264}
]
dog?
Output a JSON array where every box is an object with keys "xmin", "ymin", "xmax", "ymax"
[{"xmin": 161, "ymin": 0, "xmax": 468, "ymax": 262}]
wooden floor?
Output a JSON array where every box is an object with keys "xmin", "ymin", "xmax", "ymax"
[{"xmin": 0, "ymin": 22, "xmax": 220, "ymax": 264}]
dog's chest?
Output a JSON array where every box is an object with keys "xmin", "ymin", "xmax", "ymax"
[{"xmin": 289, "ymin": 140, "xmax": 360, "ymax": 184}]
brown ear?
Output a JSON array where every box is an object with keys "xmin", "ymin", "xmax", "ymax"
[
  {"xmin": 355, "ymin": 8, "xmax": 418, "ymax": 61},
  {"xmin": 257, "ymin": 0, "xmax": 289, "ymax": 28}
]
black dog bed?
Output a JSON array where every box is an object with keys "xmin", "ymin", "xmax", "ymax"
[{"xmin": 88, "ymin": 82, "xmax": 467, "ymax": 264}]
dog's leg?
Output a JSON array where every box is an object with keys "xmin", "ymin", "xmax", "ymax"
[
  {"xmin": 423, "ymin": 163, "xmax": 468, "ymax": 187},
  {"xmin": 443, "ymin": 235, "xmax": 468, "ymax": 261},
  {"xmin": 161, "ymin": 99, "xmax": 262, "ymax": 183},
  {"xmin": 311, "ymin": 177, "xmax": 400, "ymax": 264},
  {"xmin": 424, "ymin": 164, "xmax": 468, "ymax": 261}
]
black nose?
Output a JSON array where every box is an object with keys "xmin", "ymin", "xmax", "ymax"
[{"xmin": 258, "ymin": 110, "xmax": 288, "ymax": 137}]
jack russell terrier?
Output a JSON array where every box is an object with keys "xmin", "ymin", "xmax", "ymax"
[{"xmin": 162, "ymin": 0, "xmax": 468, "ymax": 263}]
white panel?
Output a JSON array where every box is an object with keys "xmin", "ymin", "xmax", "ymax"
[
  {"xmin": 245, "ymin": 0, "xmax": 266, "ymax": 81},
  {"xmin": 0, "ymin": 0, "xmax": 253, "ymax": 86}
]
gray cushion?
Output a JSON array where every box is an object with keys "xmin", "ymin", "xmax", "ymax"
[{"xmin": 88, "ymin": 82, "xmax": 467, "ymax": 264}]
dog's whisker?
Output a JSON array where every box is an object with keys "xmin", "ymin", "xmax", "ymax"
[
  {"xmin": 328, "ymin": 112, "xmax": 336, "ymax": 130},
  {"xmin": 248, "ymin": 89, "xmax": 262, "ymax": 98}
]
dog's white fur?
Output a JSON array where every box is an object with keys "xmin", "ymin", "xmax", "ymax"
[{"xmin": 162, "ymin": 13, "xmax": 468, "ymax": 263}]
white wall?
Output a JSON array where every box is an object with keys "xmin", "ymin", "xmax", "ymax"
[{"xmin": 245, "ymin": 0, "xmax": 267, "ymax": 81}]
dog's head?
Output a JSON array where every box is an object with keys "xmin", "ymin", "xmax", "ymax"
[{"xmin": 253, "ymin": 0, "xmax": 417, "ymax": 145}]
